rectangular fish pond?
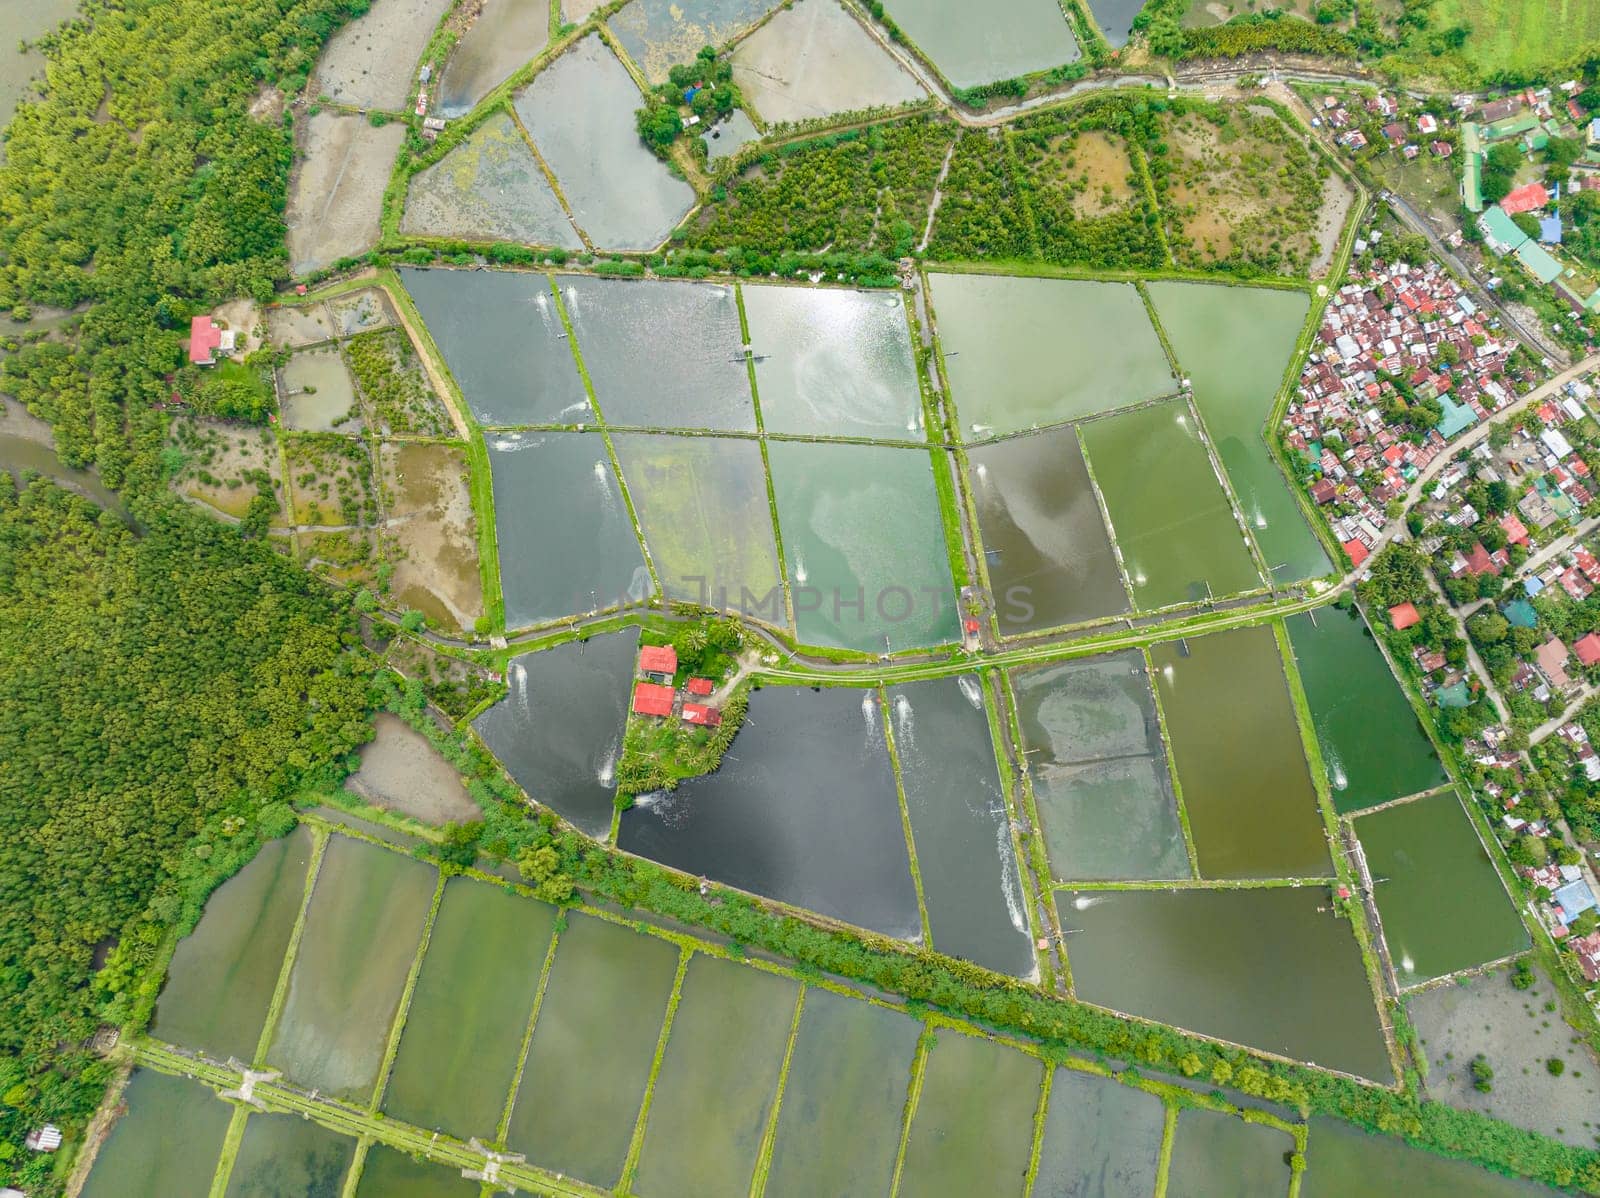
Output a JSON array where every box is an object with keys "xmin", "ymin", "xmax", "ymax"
[
  {"xmin": 81, "ymin": 1070, "xmax": 232, "ymax": 1198},
  {"xmin": 1056, "ymin": 886, "xmax": 1392, "ymax": 1080},
  {"xmin": 1010, "ymin": 651, "xmax": 1189, "ymax": 883}
]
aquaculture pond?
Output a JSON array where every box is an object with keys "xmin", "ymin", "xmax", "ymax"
[
  {"xmin": 743, "ymin": 284, "xmax": 922, "ymax": 439},
  {"xmin": 968, "ymin": 425, "xmax": 1129, "ymax": 634},
  {"xmin": 898, "ymin": 1029, "xmax": 1042, "ymax": 1198},
  {"xmin": 401, "ymin": 113, "xmax": 581, "ymax": 248},
  {"xmin": 1058, "ymin": 887, "xmax": 1392, "ymax": 1080},
  {"xmin": 1150, "ymin": 626, "xmax": 1329, "ymax": 879},
  {"xmin": 436, "ymin": 0, "xmax": 549, "ymax": 117},
  {"xmin": 1031, "ymin": 1069, "xmax": 1165, "ymax": 1197},
  {"xmin": 81, "ymin": 1071, "xmax": 231, "ymax": 1198},
  {"xmin": 1356, "ymin": 791, "xmax": 1528, "ymax": 986},
  {"xmin": 618, "ymin": 685, "xmax": 923, "ymax": 938},
  {"xmin": 704, "ymin": 109, "xmax": 760, "ymax": 159},
  {"xmin": 512, "ymin": 37, "xmax": 696, "ymax": 249},
  {"xmin": 1080, "ymin": 400, "xmax": 1262, "ymax": 611},
  {"xmin": 731, "ymin": 0, "xmax": 926, "ymax": 126},
  {"xmin": 278, "ymin": 346, "xmax": 358, "ymax": 432},
  {"xmin": 1147, "ymin": 281, "xmax": 1329, "ymax": 582},
  {"xmin": 311, "ymin": 0, "xmax": 451, "ymax": 110},
  {"xmin": 764, "ymin": 989, "xmax": 923, "ymax": 1198},
  {"xmin": 611, "ymin": 433, "xmax": 782, "ymax": 612},
  {"xmin": 355, "ymin": 1146, "xmax": 482, "ymax": 1197},
  {"xmin": 930, "ymin": 272, "xmax": 1172, "ymax": 435},
  {"xmin": 152, "ymin": 827, "xmax": 312, "ymax": 1062},
  {"xmin": 224, "ymin": 1112, "xmax": 355, "ymax": 1198},
  {"xmin": 268, "ymin": 837, "xmax": 437, "ymax": 1102},
  {"xmin": 1166, "ymin": 1106, "xmax": 1293, "ymax": 1198},
  {"xmin": 400, "ymin": 268, "xmax": 587, "ymax": 425},
  {"xmin": 890, "ymin": 676, "xmax": 1035, "ymax": 977},
  {"xmin": 610, "ymin": 0, "xmax": 780, "ymax": 83},
  {"xmin": 1011, "ymin": 653, "xmax": 1188, "ymax": 881},
  {"xmin": 881, "ymin": 0, "xmax": 1079, "ymax": 90},
  {"xmin": 1086, "ymin": 0, "xmax": 1149, "ymax": 45},
  {"xmin": 767, "ymin": 440, "xmax": 959, "ymax": 652},
  {"xmin": 485, "ymin": 431, "xmax": 652, "ymax": 627},
  {"xmin": 473, "ymin": 628, "xmax": 640, "ymax": 839},
  {"xmin": 632, "ymin": 956, "xmax": 800, "ymax": 1197},
  {"xmin": 286, "ymin": 113, "xmax": 403, "ymax": 276},
  {"xmin": 508, "ymin": 912, "xmax": 680, "ymax": 1187},
  {"xmin": 1287, "ymin": 607, "xmax": 1446, "ymax": 812},
  {"xmin": 1303, "ymin": 1117, "xmax": 1567, "ymax": 1197},
  {"xmin": 562, "ymin": 276, "xmax": 755, "ymax": 431},
  {"xmin": 384, "ymin": 879, "xmax": 554, "ymax": 1137},
  {"xmin": 347, "ymin": 712, "xmax": 479, "ymax": 825}
]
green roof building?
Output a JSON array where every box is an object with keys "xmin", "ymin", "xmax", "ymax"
[
  {"xmin": 1485, "ymin": 113, "xmax": 1540, "ymax": 141},
  {"xmin": 1462, "ymin": 121, "xmax": 1483, "ymax": 155},
  {"xmin": 1462, "ymin": 152, "xmax": 1484, "ymax": 212},
  {"xmin": 1515, "ymin": 239, "xmax": 1563, "ymax": 284},
  {"xmin": 1478, "ymin": 205, "xmax": 1529, "ymax": 254}
]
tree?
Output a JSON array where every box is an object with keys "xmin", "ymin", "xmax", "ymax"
[
  {"xmin": 1481, "ymin": 142, "xmax": 1523, "ymax": 206},
  {"xmin": 1468, "ymin": 611, "xmax": 1510, "ymax": 646},
  {"xmin": 1470, "ymin": 1055, "xmax": 1494, "ymax": 1092}
]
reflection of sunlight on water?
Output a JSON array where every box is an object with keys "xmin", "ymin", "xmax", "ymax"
[
  {"xmin": 998, "ymin": 819, "xmax": 1027, "ymax": 934},
  {"xmin": 893, "ymin": 694, "xmax": 915, "ymax": 748}
]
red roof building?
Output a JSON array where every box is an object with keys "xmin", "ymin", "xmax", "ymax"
[
  {"xmin": 1463, "ymin": 542, "xmax": 1503, "ymax": 577},
  {"xmin": 638, "ymin": 645, "xmax": 678, "ymax": 677},
  {"xmin": 686, "ymin": 676, "xmax": 714, "ymax": 696},
  {"xmin": 1389, "ymin": 602, "xmax": 1422, "ymax": 630},
  {"xmin": 1343, "ymin": 539, "xmax": 1370, "ymax": 568},
  {"xmin": 1499, "ymin": 512, "xmax": 1529, "ymax": 545},
  {"xmin": 189, "ymin": 315, "xmax": 224, "ymax": 366},
  {"xmin": 632, "ymin": 681, "xmax": 675, "ymax": 718},
  {"xmin": 1576, "ymin": 633, "xmax": 1600, "ymax": 667},
  {"xmin": 682, "ymin": 703, "xmax": 722, "ymax": 727},
  {"xmin": 1501, "ymin": 183, "xmax": 1551, "ymax": 216}
]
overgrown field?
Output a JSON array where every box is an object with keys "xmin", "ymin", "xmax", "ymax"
[{"xmin": 684, "ymin": 96, "xmax": 1330, "ymax": 277}]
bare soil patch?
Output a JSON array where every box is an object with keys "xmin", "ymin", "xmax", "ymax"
[
  {"xmin": 286, "ymin": 112, "xmax": 404, "ymax": 275},
  {"xmin": 347, "ymin": 713, "xmax": 479, "ymax": 825}
]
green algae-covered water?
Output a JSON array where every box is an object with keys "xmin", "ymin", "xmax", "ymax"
[
  {"xmin": 355, "ymin": 1145, "xmax": 481, "ymax": 1197},
  {"xmin": 1356, "ymin": 791, "xmax": 1529, "ymax": 986},
  {"xmin": 223, "ymin": 1112, "xmax": 354, "ymax": 1198},
  {"xmin": 879, "ymin": 0, "xmax": 1078, "ymax": 90},
  {"xmin": 509, "ymin": 912, "xmax": 681, "ymax": 1187},
  {"xmin": 152, "ymin": 826, "xmax": 312, "ymax": 1062},
  {"xmin": 1150, "ymin": 626, "xmax": 1329, "ymax": 879},
  {"xmin": 1032, "ymin": 1069, "xmax": 1166, "ymax": 1196},
  {"xmin": 1167, "ymin": 1106, "xmax": 1293, "ymax": 1197},
  {"xmin": 383, "ymin": 878, "xmax": 554, "ymax": 1137},
  {"xmin": 898, "ymin": 1029, "xmax": 1042, "ymax": 1197},
  {"xmin": 1080, "ymin": 400, "xmax": 1262, "ymax": 610},
  {"xmin": 1288, "ymin": 606, "xmax": 1447, "ymax": 812},
  {"xmin": 1303, "ymin": 1118, "xmax": 1568, "ymax": 1196},
  {"xmin": 82, "ymin": 1070, "xmax": 232, "ymax": 1198},
  {"xmin": 1147, "ymin": 281, "xmax": 1330, "ymax": 583},
  {"xmin": 268, "ymin": 837, "xmax": 436, "ymax": 1102}
]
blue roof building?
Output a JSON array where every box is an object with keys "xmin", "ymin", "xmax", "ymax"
[
  {"xmin": 1554, "ymin": 878, "xmax": 1597, "ymax": 923},
  {"xmin": 1539, "ymin": 214, "xmax": 1564, "ymax": 244}
]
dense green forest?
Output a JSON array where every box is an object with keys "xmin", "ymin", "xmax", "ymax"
[
  {"xmin": 0, "ymin": 481, "xmax": 370, "ymax": 1190},
  {"xmin": 0, "ymin": 0, "xmax": 370, "ymax": 486},
  {"xmin": 0, "ymin": 0, "xmax": 375, "ymax": 1188}
]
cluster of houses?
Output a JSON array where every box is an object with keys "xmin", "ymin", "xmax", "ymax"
[
  {"xmin": 630, "ymin": 644, "xmax": 723, "ymax": 728},
  {"xmin": 1282, "ymin": 262, "xmax": 1528, "ymax": 566},
  {"xmin": 1460, "ymin": 86, "xmax": 1600, "ymax": 315},
  {"xmin": 1317, "ymin": 90, "xmax": 1454, "ymax": 165}
]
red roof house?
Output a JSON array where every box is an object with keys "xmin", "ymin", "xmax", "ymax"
[
  {"xmin": 682, "ymin": 703, "xmax": 722, "ymax": 727},
  {"xmin": 1576, "ymin": 633, "xmax": 1600, "ymax": 667},
  {"xmin": 189, "ymin": 315, "xmax": 224, "ymax": 366},
  {"xmin": 1389, "ymin": 602, "xmax": 1422, "ymax": 630},
  {"xmin": 1499, "ymin": 512, "xmax": 1529, "ymax": 545},
  {"xmin": 1463, "ymin": 542, "xmax": 1504, "ymax": 577},
  {"xmin": 1343, "ymin": 539, "xmax": 1370, "ymax": 568},
  {"xmin": 632, "ymin": 681, "xmax": 675, "ymax": 718},
  {"xmin": 1501, "ymin": 183, "xmax": 1551, "ymax": 215},
  {"xmin": 686, "ymin": 676, "xmax": 714, "ymax": 696},
  {"xmin": 638, "ymin": 645, "xmax": 678, "ymax": 677}
]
